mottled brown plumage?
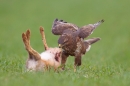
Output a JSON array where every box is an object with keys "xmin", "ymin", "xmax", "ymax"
[{"xmin": 52, "ymin": 19, "xmax": 104, "ymax": 70}]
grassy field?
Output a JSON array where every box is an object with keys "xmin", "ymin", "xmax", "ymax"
[{"xmin": 0, "ymin": 0, "xmax": 130, "ymax": 86}]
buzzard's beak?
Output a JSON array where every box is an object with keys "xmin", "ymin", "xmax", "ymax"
[{"xmin": 59, "ymin": 44, "xmax": 62, "ymax": 48}]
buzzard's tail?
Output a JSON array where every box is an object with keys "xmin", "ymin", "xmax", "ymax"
[
  {"xmin": 84, "ymin": 37, "xmax": 101, "ymax": 45},
  {"xmin": 83, "ymin": 37, "xmax": 100, "ymax": 53},
  {"xmin": 93, "ymin": 19, "xmax": 104, "ymax": 28}
]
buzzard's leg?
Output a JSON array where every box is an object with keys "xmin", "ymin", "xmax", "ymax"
[
  {"xmin": 61, "ymin": 52, "xmax": 69, "ymax": 70},
  {"xmin": 74, "ymin": 54, "xmax": 81, "ymax": 72}
]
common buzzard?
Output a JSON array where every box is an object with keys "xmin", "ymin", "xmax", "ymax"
[{"xmin": 52, "ymin": 19, "xmax": 104, "ymax": 71}]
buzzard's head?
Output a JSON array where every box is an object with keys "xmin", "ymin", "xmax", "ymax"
[{"xmin": 58, "ymin": 34, "xmax": 69, "ymax": 48}]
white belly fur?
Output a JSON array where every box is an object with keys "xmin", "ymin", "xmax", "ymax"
[
  {"xmin": 40, "ymin": 51, "xmax": 60, "ymax": 67},
  {"xmin": 26, "ymin": 48, "xmax": 61, "ymax": 71},
  {"xmin": 40, "ymin": 51, "xmax": 55, "ymax": 61},
  {"xmin": 27, "ymin": 59, "xmax": 38, "ymax": 71}
]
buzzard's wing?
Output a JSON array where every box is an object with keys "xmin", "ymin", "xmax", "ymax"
[
  {"xmin": 78, "ymin": 19, "xmax": 104, "ymax": 39},
  {"xmin": 52, "ymin": 19, "xmax": 79, "ymax": 35}
]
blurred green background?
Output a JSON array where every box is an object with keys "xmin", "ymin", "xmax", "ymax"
[{"xmin": 0, "ymin": 0, "xmax": 130, "ymax": 86}]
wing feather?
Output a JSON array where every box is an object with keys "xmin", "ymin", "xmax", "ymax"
[
  {"xmin": 52, "ymin": 19, "xmax": 79, "ymax": 35},
  {"xmin": 78, "ymin": 19, "xmax": 104, "ymax": 38}
]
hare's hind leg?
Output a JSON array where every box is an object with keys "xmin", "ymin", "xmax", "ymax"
[
  {"xmin": 25, "ymin": 29, "xmax": 31, "ymax": 45},
  {"xmin": 22, "ymin": 30, "xmax": 41, "ymax": 61},
  {"xmin": 22, "ymin": 31, "xmax": 30, "ymax": 51},
  {"xmin": 22, "ymin": 30, "xmax": 49, "ymax": 71},
  {"xmin": 40, "ymin": 27, "xmax": 49, "ymax": 50}
]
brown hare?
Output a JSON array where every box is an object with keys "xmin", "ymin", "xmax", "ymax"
[{"xmin": 22, "ymin": 27, "xmax": 62, "ymax": 71}]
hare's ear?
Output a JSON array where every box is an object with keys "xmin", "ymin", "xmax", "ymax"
[{"xmin": 40, "ymin": 27, "xmax": 49, "ymax": 50}]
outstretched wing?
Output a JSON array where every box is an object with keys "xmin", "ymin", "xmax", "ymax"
[
  {"xmin": 78, "ymin": 19, "xmax": 104, "ymax": 39},
  {"xmin": 52, "ymin": 19, "xmax": 79, "ymax": 35}
]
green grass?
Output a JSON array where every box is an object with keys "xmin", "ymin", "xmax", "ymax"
[{"xmin": 0, "ymin": 0, "xmax": 130, "ymax": 86}]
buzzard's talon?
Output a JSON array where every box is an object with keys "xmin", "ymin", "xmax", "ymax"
[
  {"xmin": 74, "ymin": 65, "xmax": 76, "ymax": 72},
  {"xmin": 74, "ymin": 65, "xmax": 80, "ymax": 72}
]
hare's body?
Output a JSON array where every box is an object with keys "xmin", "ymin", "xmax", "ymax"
[
  {"xmin": 22, "ymin": 27, "xmax": 62, "ymax": 71},
  {"xmin": 26, "ymin": 48, "xmax": 61, "ymax": 71},
  {"xmin": 40, "ymin": 48, "xmax": 61, "ymax": 68},
  {"xmin": 26, "ymin": 57, "xmax": 46, "ymax": 71}
]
